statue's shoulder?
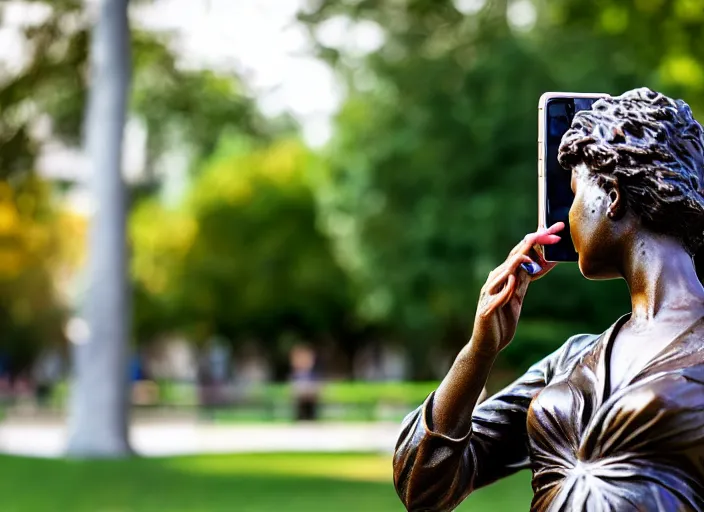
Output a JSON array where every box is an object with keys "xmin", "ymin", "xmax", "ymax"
[{"xmin": 549, "ymin": 332, "xmax": 601, "ymax": 375}]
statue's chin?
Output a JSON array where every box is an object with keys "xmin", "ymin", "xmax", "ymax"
[
  {"xmin": 577, "ymin": 258, "xmax": 593, "ymax": 279},
  {"xmin": 578, "ymin": 256, "xmax": 619, "ymax": 281},
  {"xmin": 578, "ymin": 255, "xmax": 600, "ymax": 280}
]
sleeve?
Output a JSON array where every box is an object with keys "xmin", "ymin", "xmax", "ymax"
[{"xmin": 392, "ymin": 344, "xmax": 566, "ymax": 512}]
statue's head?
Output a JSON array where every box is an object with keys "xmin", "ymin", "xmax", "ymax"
[{"xmin": 557, "ymin": 88, "xmax": 704, "ymax": 279}]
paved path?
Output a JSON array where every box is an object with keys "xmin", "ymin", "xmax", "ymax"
[{"xmin": 0, "ymin": 420, "xmax": 402, "ymax": 458}]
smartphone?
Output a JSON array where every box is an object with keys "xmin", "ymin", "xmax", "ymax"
[{"xmin": 538, "ymin": 92, "xmax": 608, "ymax": 262}]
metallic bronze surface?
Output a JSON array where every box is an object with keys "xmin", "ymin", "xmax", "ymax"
[{"xmin": 393, "ymin": 89, "xmax": 704, "ymax": 511}]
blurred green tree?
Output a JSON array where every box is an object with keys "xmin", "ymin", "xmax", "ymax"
[
  {"xmin": 298, "ymin": 0, "xmax": 704, "ymax": 377},
  {"xmin": 130, "ymin": 137, "xmax": 359, "ymax": 377},
  {"xmin": 0, "ymin": 0, "xmax": 91, "ymax": 379},
  {"xmin": 0, "ymin": 0, "xmax": 283, "ymax": 367}
]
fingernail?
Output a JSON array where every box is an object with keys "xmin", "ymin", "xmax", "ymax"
[{"xmin": 520, "ymin": 261, "xmax": 542, "ymax": 275}]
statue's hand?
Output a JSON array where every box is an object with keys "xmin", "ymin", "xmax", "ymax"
[{"xmin": 472, "ymin": 223, "xmax": 564, "ymax": 353}]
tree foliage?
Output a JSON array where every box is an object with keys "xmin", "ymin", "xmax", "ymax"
[
  {"xmin": 299, "ymin": 0, "xmax": 704, "ymax": 376},
  {"xmin": 0, "ymin": 1, "xmax": 94, "ymax": 376},
  {"xmin": 7, "ymin": 0, "xmax": 704, "ymax": 382},
  {"xmin": 130, "ymin": 137, "xmax": 356, "ymax": 371},
  {"xmin": 0, "ymin": 0, "xmax": 283, "ymax": 375}
]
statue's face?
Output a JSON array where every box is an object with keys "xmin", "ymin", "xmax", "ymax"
[{"xmin": 568, "ymin": 164, "xmax": 627, "ymax": 280}]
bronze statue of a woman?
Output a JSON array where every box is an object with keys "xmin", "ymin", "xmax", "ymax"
[{"xmin": 393, "ymin": 88, "xmax": 704, "ymax": 511}]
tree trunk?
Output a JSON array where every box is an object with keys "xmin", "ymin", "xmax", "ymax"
[{"xmin": 67, "ymin": 0, "xmax": 132, "ymax": 458}]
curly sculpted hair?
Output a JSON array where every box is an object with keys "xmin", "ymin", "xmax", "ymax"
[{"xmin": 558, "ymin": 87, "xmax": 704, "ymax": 255}]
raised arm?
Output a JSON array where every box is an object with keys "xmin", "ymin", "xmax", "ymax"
[{"xmin": 393, "ymin": 224, "xmax": 565, "ymax": 511}]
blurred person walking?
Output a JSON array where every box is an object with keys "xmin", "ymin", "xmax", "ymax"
[{"xmin": 290, "ymin": 344, "xmax": 320, "ymax": 421}]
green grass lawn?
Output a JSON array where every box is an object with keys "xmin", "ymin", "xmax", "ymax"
[{"xmin": 0, "ymin": 453, "xmax": 533, "ymax": 511}]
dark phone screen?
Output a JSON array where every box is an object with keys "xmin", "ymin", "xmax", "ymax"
[{"xmin": 543, "ymin": 97, "xmax": 599, "ymax": 261}]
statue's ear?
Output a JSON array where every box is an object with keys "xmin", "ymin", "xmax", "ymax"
[{"xmin": 602, "ymin": 176, "xmax": 625, "ymax": 221}]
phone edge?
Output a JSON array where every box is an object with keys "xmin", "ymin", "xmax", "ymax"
[{"xmin": 538, "ymin": 92, "xmax": 609, "ymax": 263}]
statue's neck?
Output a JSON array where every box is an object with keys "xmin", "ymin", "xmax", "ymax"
[{"xmin": 621, "ymin": 235, "xmax": 704, "ymax": 323}]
